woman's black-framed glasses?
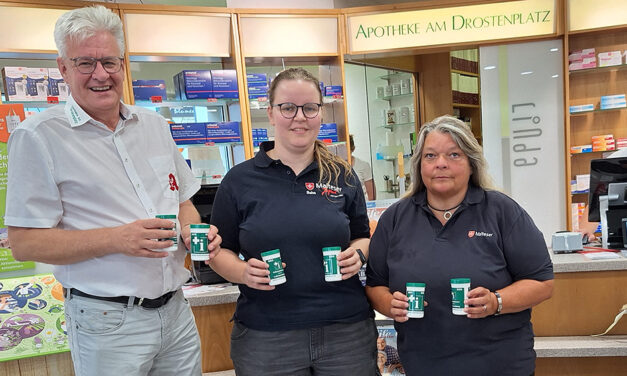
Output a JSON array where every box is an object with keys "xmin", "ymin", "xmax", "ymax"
[
  {"xmin": 273, "ymin": 102, "xmax": 322, "ymax": 119},
  {"xmin": 70, "ymin": 56, "xmax": 124, "ymax": 74}
]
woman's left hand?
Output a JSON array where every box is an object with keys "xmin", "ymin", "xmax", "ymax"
[
  {"xmin": 464, "ymin": 287, "xmax": 495, "ymax": 318},
  {"xmin": 338, "ymin": 247, "xmax": 363, "ymax": 279}
]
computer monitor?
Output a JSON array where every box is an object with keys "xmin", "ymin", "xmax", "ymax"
[{"xmin": 588, "ymin": 157, "xmax": 627, "ymax": 222}]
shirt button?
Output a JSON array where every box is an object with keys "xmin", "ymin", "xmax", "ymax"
[
  {"xmin": 136, "ymin": 184, "xmax": 140, "ymax": 188},
  {"xmin": 124, "ymin": 158, "xmax": 128, "ymax": 162},
  {"xmin": 149, "ymin": 209, "xmax": 153, "ymax": 213},
  {"xmin": 286, "ymin": 171, "xmax": 291, "ymax": 175}
]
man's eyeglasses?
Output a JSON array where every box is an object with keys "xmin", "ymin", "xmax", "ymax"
[
  {"xmin": 70, "ymin": 56, "xmax": 124, "ymax": 74},
  {"xmin": 272, "ymin": 102, "xmax": 322, "ymax": 119}
]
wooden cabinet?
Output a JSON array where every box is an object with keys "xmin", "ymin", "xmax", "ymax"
[
  {"xmin": 565, "ymin": 26, "xmax": 627, "ymax": 230},
  {"xmin": 450, "ymin": 49, "xmax": 482, "ymax": 143}
]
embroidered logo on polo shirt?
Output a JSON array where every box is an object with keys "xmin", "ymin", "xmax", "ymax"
[
  {"xmin": 168, "ymin": 173, "xmax": 179, "ymax": 191},
  {"xmin": 305, "ymin": 182, "xmax": 314, "ymax": 190},
  {"xmin": 317, "ymin": 183, "xmax": 343, "ymax": 198},
  {"xmin": 468, "ymin": 230, "xmax": 493, "ymax": 238}
]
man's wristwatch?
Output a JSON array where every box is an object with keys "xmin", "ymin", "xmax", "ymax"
[
  {"xmin": 355, "ymin": 249, "xmax": 367, "ymax": 266},
  {"xmin": 493, "ymin": 291, "xmax": 503, "ymax": 316}
]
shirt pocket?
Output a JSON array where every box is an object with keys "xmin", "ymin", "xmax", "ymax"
[{"xmin": 148, "ymin": 155, "xmax": 179, "ymax": 201}]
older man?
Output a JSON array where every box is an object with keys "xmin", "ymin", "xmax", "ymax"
[{"xmin": 5, "ymin": 5, "xmax": 220, "ymax": 376}]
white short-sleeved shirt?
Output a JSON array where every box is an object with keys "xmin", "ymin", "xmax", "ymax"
[
  {"xmin": 352, "ymin": 156, "xmax": 373, "ymax": 200},
  {"xmin": 5, "ymin": 96, "xmax": 200, "ymax": 298}
]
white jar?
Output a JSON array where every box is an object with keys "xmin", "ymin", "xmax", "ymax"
[
  {"xmin": 406, "ymin": 282, "xmax": 425, "ymax": 318},
  {"xmin": 451, "ymin": 278, "xmax": 471, "ymax": 315},
  {"xmin": 155, "ymin": 214, "xmax": 177, "ymax": 252},
  {"xmin": 190, "ymin": 224, "xmax": 210, "ymax": 261}
]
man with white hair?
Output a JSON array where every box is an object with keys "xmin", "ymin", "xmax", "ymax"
[{"xmin": 5, "ymin": 5, "xmax": 220, "ymax": 375}]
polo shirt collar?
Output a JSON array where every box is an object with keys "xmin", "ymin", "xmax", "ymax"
[
  {"xmin": 412, "ymin": 183, "xmax": 484, "ymax": 208},
  {"xmin": 254, "ymin": 141, "xmax": 276, "ymax": 168},
  {"xmin": 64, "ymin": 95, "xmax": 138, "ymax": 128},
  {"xmin": 254, "ymin": 141, "xmax": 319, "ymax": 175}
]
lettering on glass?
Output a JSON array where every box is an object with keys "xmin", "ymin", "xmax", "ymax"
[{"xmin": 511, "ymin": 103, "xmax": 541, "ymax": 167}]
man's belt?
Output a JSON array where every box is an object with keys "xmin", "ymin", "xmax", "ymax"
[{"xmin": 65, "ymin": 288, "xmax": 176, "ymax": 309}]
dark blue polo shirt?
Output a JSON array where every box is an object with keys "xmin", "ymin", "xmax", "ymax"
[
  {"xmin": 211, "ymin": 141, "xmax": 372, "ymax": 331},
  {"xmin": 366, "ymin": 184, "xmax": 553, "ymax": 375}
]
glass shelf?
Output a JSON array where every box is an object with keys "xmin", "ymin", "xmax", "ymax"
[
  {"xmin": 570, "ymin": 107, "xmax": 626, "ymax": 116},
  {"xmin": 379, "ymin": 93, "xmax": 414, "ymax": 101},
  {"xmin": 569, "ymin": 64, "xmax": 627, "ymax": 76},
  {"xmin": 177, "ymin": 141, "xmax": 243, "ymax": 148},
  {"xmin": 379, "ymin": 122, "xmax": 415, "ymax": 129},
  {"xmin": 381, "ymin": 154, "xmax": 411, "ymax": 161},
  {"xmin": 379, "ymin": 72, "xmax": 412, "ymax": 80}
]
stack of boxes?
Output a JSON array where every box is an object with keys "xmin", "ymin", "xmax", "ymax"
[
  {"xmin": 592, "ymin": 134, "xmax": 615, "ymax": 152},
  {"xmin": 317, "ymin": 123, "xmax": 338, "ymax": 143},
  {"xmin": 2, "ymin": 66, "xmax": 69, "ymax": 101},
  {"xmin": 169, "ymin": 121, "xmax": 241, "ymax": 145},
  {"xmin": 568, "ymin": 48, "xmax": 597, "ymax": 71},
  {"xmin": 247, "ymin": 73, "xmax": 268, "ymax": 100},
  {"xmin": 252, "ymin": 128, "xmax": 268, "ymax": 147},
  {"xmin": 571, "ymin": 202, "xmax": 587, "ymax": 232}
]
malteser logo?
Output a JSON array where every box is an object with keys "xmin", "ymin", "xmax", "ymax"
[
  {"xmin": 305, "ymin": 182, "xmax": 314, "ymax": 191},
  {"xmin": 468, "ymin": 230, "xmax": 494, "ymax": 238}
]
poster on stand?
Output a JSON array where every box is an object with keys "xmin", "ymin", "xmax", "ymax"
[
  {"xmin": 0, "ymin": 104, "xmax": 34, "ymax": 273},
  {"xmin": 0, "ymin": 273, "xmax": 69, "ymax": 361},
  {"xmin": 377, "ymin": 325, "xmax": 405, "ymax": 375}
]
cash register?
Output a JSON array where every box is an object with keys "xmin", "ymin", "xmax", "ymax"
[{"xmin": 588, "ymin": 157, "xmax": 627, "ymax": 249}]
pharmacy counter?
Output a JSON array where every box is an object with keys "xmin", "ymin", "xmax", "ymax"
[{"xmin": 550, "ymin": 250, "xmax": 627, "ymax": 273}]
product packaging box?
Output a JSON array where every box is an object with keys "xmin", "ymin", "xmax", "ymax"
[
  {"xmin": 132, "ymin": 79, "xmax": 167, "ymax": 101},
  {"xmin": 591, "ymin": 134, "xmax": 614, "ymax": 142},
  {"xmin": 206, "ymin": 121, "xmax": 241, "ymax": 143},
  {"xmin": 568, "ymin": 48, "xmax": 595, "ymax": 62},
  {"xmin": 576, "ymin": 174, "xmax": 590, "ymax": 192},
  {"xmin": 600, "ymin": 94, "xmax": 626, "ymax": 110},
  {"xmin": 248, "ymin": 85, "xmax": 268, "ymax": 99},
  {"xmin": 617, "ymin": 137, "xmax": 627, "ymax": 149},
  {"xmin": 47, "ymin": 68, "xmax": 69, "ymax": 101},
  {"xmin": 169, "ymin": 123, "xmax": 207, "ymax": 145},
  {"xmin": 210, "ymin": 70, "xmax": 238, "ymax": 99},
  {"xmin": 570, "ymin": 145, "xmax": 592, "ymax": 154},
  {"xmin": 246, "ymin": 73, "xmax": 268, "ymax": 87},
  {"xmin": 26, "ymin": 67, "xmax": 49, "ymax": 101},
  {"xmin": 569, "ymin": 104, "xmax": 595, "ymax": 113},
  {"xmin": 174, "ymin": 70, "xmax": 212, "ymax": 100},
  {"xmin": 569, "ymin": 57, "xmax": 597, "ymax": 71},
  {"xmin": 324, "ymin": 85, "xmax": 343, "ymax": 97},
  {"xmin": 598, "ymin": 51, "xmax": 623, "ymax": 67},
  {"xmin": 317, "ymin": 123, "xmax": 338, "ymax": 142},
  {"xmin": 2, "ymin": 67, "xmax": 29, "ymax": 101},
  {"xmin": 252, "ymin": 127, "xmax": 268, "ymax": 147}
]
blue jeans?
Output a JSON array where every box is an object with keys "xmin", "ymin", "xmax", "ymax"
[
  {"xmin": 230, "ymin": 318, "xmax": 378, "ymax": 376},
  {"xmin": 64, "ymin": 289, "xmax": 201, "ymax": 376}
]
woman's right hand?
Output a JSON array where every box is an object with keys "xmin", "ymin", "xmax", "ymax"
[{"xmin": 241, "ymin": 258, "xmax": 277, "ymax": 291}]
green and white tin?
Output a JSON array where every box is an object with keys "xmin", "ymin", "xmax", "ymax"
[
  {"xmin": 451, "ymin": 278, "xmax": 471, "ymax": 315},
  {"xmin": 261, "ymin": 249, "xmax": 286, "ymax": 286},
  {"xmin": 155, "ymin": 214, "xmax": 177, "ymax": 252},
  {"xmin": 322, "ymin": 246, "xmax": 342, "ymax": 282},
  {"xmin": 190, "ymin": 224, "xmax": 210, "ymax": 261},
  {"xmin": 406, "ymin": 282, "xmax": 425, "ymax": 318}
]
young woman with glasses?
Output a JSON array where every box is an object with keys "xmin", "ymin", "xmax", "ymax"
[{"xmin": 209, "ymin": 67, "xmax": 377, "ymax": 376}]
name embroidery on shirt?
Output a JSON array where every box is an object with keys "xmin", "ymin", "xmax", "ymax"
[
  {"xmin": 303, "ymin": 182, "xmax": 344, "ymax": 197},
  {"xmin": 468, "ymin": 230, "xmax": 493, "ymax": 238}
]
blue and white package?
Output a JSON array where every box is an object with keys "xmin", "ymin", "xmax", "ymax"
[
  {"xmin": 248, "ymin": 85, "xmax": 269, "ymax": 99},
  {"xmin": 132, "ymin": 79, "xmax": 167, "ymax": 101},
  {"xmin": 174, "ymin": 70, "xmax": 212, "ymax": 100},
  {"xmin": 170, "ymin": 123, "xmax": 207, "ymax": 145},
  {"xmin": 47, "ymin": 68, "xmax": 69, "ymax": 100},
  {"xmin": 211, "ymin": 70, "xmax": 239, "ymax": 99},
  {"xmin": 247, "ymin": 73, "xmax": 268, "ymax": 87},
  {"xmin": 317, "ymin": 123, "xmax": 338, "ymax": 142},
  {"xmin": 206, "ymin": 122, "xmax": 241, "ymax": 143}
]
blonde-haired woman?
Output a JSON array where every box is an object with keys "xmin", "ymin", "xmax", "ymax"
[
  {"xmin": 366, "ymin": 115, "xmax": 553, "ymax": 375},
  {"xmin": 209, "ymin": 67, "xmax": 377, "ymax": 375}
]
